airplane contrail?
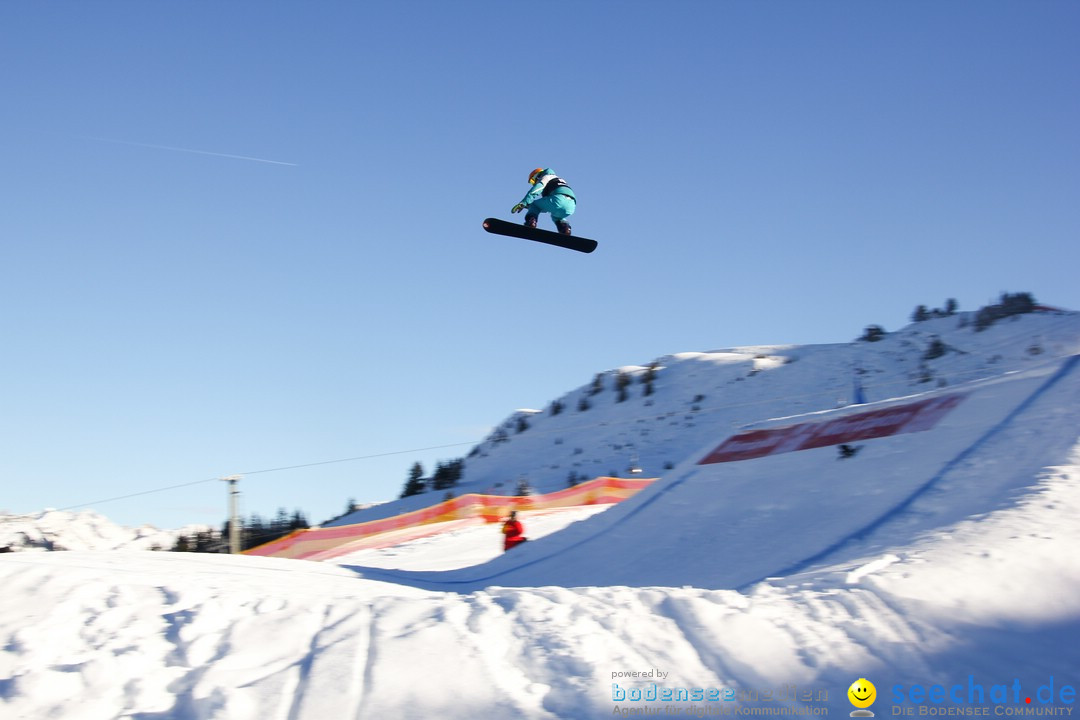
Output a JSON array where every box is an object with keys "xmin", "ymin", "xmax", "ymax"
[{"xmin": 91, "ymin": 136, "xmax": 298, "ymax": 166}]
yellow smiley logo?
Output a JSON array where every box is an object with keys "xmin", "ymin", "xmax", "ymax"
[{"xmin": 848, "ymin": 678, "xmax": 876, "ymax": 709}]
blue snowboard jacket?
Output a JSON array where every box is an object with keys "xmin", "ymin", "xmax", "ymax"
[{"xmin": 519, "ymin": 169, "xmax": 576, "ymax": 212}]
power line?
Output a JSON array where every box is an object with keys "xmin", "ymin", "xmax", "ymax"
[
  {"xmin": 238, "ymin": 441, "xmax": 478, "ymax": 476},
  {"xmin": 56, "ymin": 441, "xmax": 482, "ymax": 513},
  {"xmin": 58, "ymin": 477, "xmax": 221, "ymax": 513}
]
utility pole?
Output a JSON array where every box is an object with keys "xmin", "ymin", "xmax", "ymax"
[{"xmin": 221, "ymin": 475, "xmax": 242, "ymax": 554}]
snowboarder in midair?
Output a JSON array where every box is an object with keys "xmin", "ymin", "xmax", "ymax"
[
  {"xmin": 502, "ymin": 510, "xmax": 526, "ymax": 551},
  {"xmin": 511, "ymin": 168, "xmax": 576, "ymax": 235}
]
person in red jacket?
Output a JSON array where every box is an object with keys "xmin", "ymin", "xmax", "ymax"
[{"xmin": 502, "ymin": 510, "xmax": 526, "ymax": 551}]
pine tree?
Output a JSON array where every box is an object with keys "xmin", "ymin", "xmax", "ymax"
[
  {"xmin": 193, "ymin": 530, "xmax": 216, "ymax": 552},
  {"xmin": 246, "ymin": 513, "xmax": 266, "ymax": 548},
  {"xmin": 290, "ymin": 510, "xmax": 309, "ymax": 531},
  {"xmin": 923, "ymin": 336, "xmax": 947, "ymax": 360},
  {"xmin": 642, "ymin": 362, "xmax": 658, "ymax": 397},
  {"xmin": 400, "ymin": 462, "xmax": 427, "ymax": 498},
  {"xmin": 974, "ymin": 292, "xmax": 1037, "ymax": 331},
  {"xmin": 274, "ymin": 507, "xmax": 290, "ymax": 536},
  {"xmin": 431, "ymin": 459, "xmax": 465, "ymax": 491},
  {"xmin": 858, "ymin": 325, "xmax": 886, "ymax": 342}
]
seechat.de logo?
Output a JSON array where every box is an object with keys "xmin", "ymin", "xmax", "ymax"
[{"xmin": 849, "ymin": 678, "xmax": 877, "ymax": 717}]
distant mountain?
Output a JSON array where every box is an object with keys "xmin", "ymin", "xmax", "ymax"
[{"xmin": 0, "ymin": 509, "xmax": 208, "ymax": 552}]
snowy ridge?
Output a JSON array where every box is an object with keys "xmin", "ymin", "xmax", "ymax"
[{"xmin": 0, "ymin": 509, "xmax": 204, "ymax": 553}]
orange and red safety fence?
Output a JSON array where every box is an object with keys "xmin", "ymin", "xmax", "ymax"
[{"xmin": 244, "ymin": 476, "xmax": 656, "ymax": 561}]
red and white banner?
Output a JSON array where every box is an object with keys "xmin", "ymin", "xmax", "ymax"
[{"xmin": 698, "ymin": 394, "xmax": 966, "ymax": 465}]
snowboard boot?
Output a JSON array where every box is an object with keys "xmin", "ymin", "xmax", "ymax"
[
  {"xmin": 524, "ymin": 215, "xmax": 538, "ymax": 229},
  {"xmin": 554, "ymin": 220, "xmax": 572, "ymax": 236}
]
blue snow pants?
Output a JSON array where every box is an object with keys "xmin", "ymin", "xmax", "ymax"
[{"xmin": 525, "ymin": 194, "xmax": 576, "ymax": 223}]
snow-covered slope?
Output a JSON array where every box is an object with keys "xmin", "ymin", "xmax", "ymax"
[
  {"xmin": 2, "ymin": 309, "xmax": 1079, "ymax": 719},
  {"xmin": 1, "ymin": 448, "xmax": 1078, "ymax": 717},
  {"xmin": 328, "ymin": 308, "xmax": 1080, "ymax": 527},
  {"xmin": 344, "ymin": 354, "xmax": 1080, "ymax": 591}
]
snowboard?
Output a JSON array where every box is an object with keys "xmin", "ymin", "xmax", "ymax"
[{"xmin": 482, "ymin": 218, "xmax": 598, "ymax": 254}]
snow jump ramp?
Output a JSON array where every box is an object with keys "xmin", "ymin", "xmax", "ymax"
[{"xmin": 347, "ymin": 356, "xmax": 1080, "ymax": 591}]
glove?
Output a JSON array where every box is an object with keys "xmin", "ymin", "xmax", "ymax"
[{"xmin": 511, "ymin": 203, "xmax": 526, "ymax": 214}]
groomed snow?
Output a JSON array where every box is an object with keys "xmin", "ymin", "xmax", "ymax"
[{"xmin": 2, "ymin": 313, "xmax": 1079, "ymax": 718}]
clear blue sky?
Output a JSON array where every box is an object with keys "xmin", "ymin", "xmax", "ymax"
[{"xmin": 2, "ymin": 1, "xmax": 1077, "ymax": 530}]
